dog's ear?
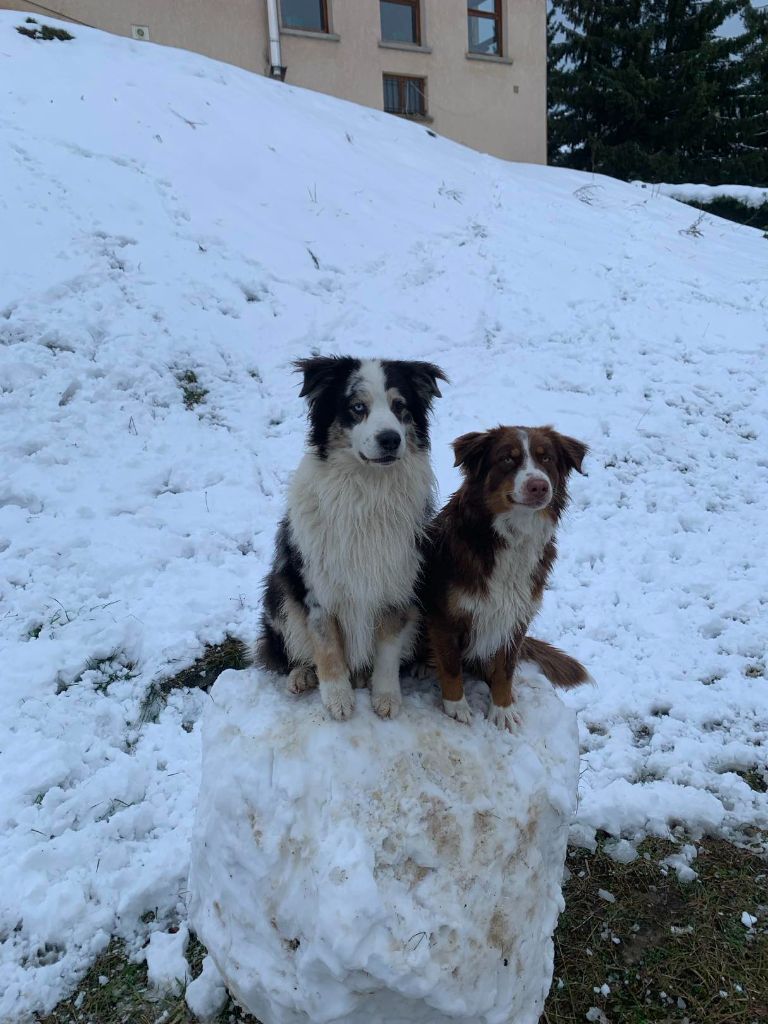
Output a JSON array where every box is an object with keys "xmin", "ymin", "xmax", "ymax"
[
  {"xmin": 405, "ymin": 361, "xmax": 448, "ymax": 402},
  {"xmin": 550, "ymin": 430, "xmax": 588, "ymax": 475},
  {"xmin": 453, "ymin": 431, "xmax": 490, "ymax": 476},
  {"xmin": 294, "ymin": 356, "xmax": 348, "ymax": 403}
]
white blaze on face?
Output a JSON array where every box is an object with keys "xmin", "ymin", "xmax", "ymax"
[
  {"xmin": 511, "ymin": 429, "xmax": 552, "ymax": 506},
  {"xmin": 348, "ymin": 360, "xmax": 405, "ymax": 462}
]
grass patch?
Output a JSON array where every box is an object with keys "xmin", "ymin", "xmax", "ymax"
[
  {"xmin": 159, "ymin": 635, "xmax": 249, "ymax": 693},
  {"xmin": 176, "ymin": 369, "xmax": 208, "ymax": 410},
  {"xmin": 544, "ymin": 837, "xmax": 767, "ymax": 1024},
  {"xmin": 82, "ymin": 651, "xmax": 138, "ymax": 693},
  {"xmin": 140, "ymin": 635, "xmax": 249, "ymax": 722},
  {"xmin": 737, "ymin": 767, "xmax": 768, "ymax": 795},
  {"xmin": 36, "ymin": 937, "xmax": 254, "ymax": 1024}
]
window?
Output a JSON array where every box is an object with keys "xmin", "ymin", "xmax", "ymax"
[
  {"xmin": 383, "ymin": 74, "xmax": 427, "ymax": 118},
  {"xmin": 380, "ymin": 0, "xmax": 421, "ymax": 46},
  {"xmin": 467, "ymin": 0, "xmax": 502, "ymax": 56},
  {"xmin": 280, "ymin": 0, "xmax": 328, "ymax": 33}
]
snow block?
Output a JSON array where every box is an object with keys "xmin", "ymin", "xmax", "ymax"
[{"xmin": 188, "ymin": 669, "xmax": 579, "ymax": 1024}]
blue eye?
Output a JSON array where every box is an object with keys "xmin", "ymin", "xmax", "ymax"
[{"xmin": 351, "ymin": 402, "xmax": 366, "ymax": 415}]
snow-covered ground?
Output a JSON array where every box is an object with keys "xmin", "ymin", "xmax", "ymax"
[
  {"xmin": 635, "ymin": 181, "xmax": 768, "ymax": 209},
  {"xmin": 0, "ymin": 12, "xmax": 766, "ymax": 1019}
]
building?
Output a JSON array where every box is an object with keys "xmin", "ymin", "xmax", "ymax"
[{"xmin": 4, "ymin": 1, "xmax": 547, "ymax": 163}]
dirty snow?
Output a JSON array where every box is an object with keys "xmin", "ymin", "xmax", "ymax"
[
  {"xmin": 189, "ymin": 669, "xmax": 578, "ymax": 1024},
  {"xmin": 0, "ymin": 12, "xmax": 766, "ymax": 1018}
]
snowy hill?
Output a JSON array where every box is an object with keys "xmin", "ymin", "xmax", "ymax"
[{"xmin": 1, "ymin": 12, "xmax": 766, "ymax": 1017}]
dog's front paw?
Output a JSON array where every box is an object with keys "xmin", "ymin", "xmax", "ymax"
[
  {"xmin": 287, "ymin": 665, "xmax": 318, "ymax": 695},
  {"xmin": 319, "ymin": 678, "xmax": 355, "ymax": 721},
  {"xmin": 487, "ymin": 702, "xmax": 521, "ymax": 732},
  {"xmin": 443, "ymin": 697, "xmax": 472, "ymax": 724},
  {"xmin": 372, "ymin": 690, "xmax": 402, "ymax": 719}
]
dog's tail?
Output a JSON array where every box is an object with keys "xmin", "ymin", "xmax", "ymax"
[{"xmin": 518, "ymin": 637, "xmax": 590, "ymax": 689}]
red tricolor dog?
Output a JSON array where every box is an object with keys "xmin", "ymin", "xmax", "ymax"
[{"xmin": 421, "ymin": 425, "xmax": 590, "ymax": 729}]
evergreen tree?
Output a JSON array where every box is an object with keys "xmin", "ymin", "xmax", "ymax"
[
  {"xmin": 736, "ymin": 4, "xmax": 768, "ymax": 182},
  {"xmin": 549, "ymin": 0, "xmax": 755, "ymax": 183}
]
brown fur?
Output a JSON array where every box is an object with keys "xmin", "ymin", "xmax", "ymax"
[{"xmin": 420, "ymin": 425, "xmax": 590, "ymax": 726}]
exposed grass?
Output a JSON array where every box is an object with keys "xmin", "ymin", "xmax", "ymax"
[
  {"xmin": 159, "ymin": 635, "xmax": 249, "ymax": 694},
  {"xmin": 35, "ymin": 837, "xmax": 766, "ymax": 1024},
  {"xmin": 140, "ymin": 634, "xmax": 250, "ymax": 722},
  {"xmin": 36, "ymin": 937, "xmax": 253, "ymax": 1024},
  {"xmin": 738, "ymin": 768, "xmax": 767, "ymax": 795},
  {"xmin": 544, "ymin": 837, "xmax": 768, "ymax": 1024},
  {"xmin": 176, "ymin": 369, "xmax": 208, "ymax": 410},
  {"xmin": 55, "ymin": 649, "xmax": 138, "ymax": 696}
]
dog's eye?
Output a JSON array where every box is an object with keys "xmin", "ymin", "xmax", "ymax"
[
  {"xmin": 540, "ymin": 454, "xmax": 552, "ymax": 464},
  {"xmin": 391, "ymin": 399, "xmax": 406, "ymax": 414},
  {"xmin": 350, "ymin": 402, "xmax": 366, "ymax": 416},
  {"xmin": 502, "ymin": 455, "xmax": 514, "ymax": 464}
]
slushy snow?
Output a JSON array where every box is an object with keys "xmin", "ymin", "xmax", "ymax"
[
  {"xmin": 189, "ymin": 670, "xmax": 578, "ymax": 1024},
  {"xmin": 1, "ymin": 12, "xmax": 767, "ymax": 1018}
]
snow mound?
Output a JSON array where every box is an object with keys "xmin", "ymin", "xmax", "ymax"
[{"xmin": 189, "ymin": 669, "xmax": 578, "ymax": 1024}]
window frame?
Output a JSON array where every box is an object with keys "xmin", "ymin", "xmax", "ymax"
[
  {"xmin": 279, "ymin": 0, "xmax": 330, "ymax": 34},
  {"xmin": 383, "ymin": 73, "xmax": 428, "ymax": 119},
  {"xmin": 379, "ymin": 0, "xmax": 421, "ymax": 47},
  {"xmin": 467, "ymin": 0, "xmax": 503, "ymax": 57}
]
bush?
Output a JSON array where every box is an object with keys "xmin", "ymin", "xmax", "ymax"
[
  {"xmin": 682, "ymin": 196, "xmax": 768, "ymax": 233},
  {"xmin": 16, "ymin": 23, "xmax": 74, "ymax": 41}
]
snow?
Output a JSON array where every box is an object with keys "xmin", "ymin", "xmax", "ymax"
[
  {"xmin": 189, "ymin": 669, "xmax": 578, "ymax": 1024},
  {"xmin": 0, "ymin": 11, "xmax": 766, "ymax": 1018},
  {"xmin": 603, "ymin": 838, "xmax": 638, "ymax": 864},
  {"xmin": 144, "ymin": 924, "xmax": 190, "ymax": 994},
  {"xmin": 185, "ymin": 955, "xmax": 228, "ymax": 1021},
  {"xmin": 660, "ymin": 844, "xmax": 699, "ymax": 883},
  {"xmin": 634, "ymin": 181, "xmax": 768, "ymax": 209}
]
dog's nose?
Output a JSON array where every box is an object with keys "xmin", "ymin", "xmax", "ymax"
[
  {"xmin": 524, "ymin": 476, "xmax": 550, "ymax": 501},
  {"xmin": 376, "ymin": 430, "xmax": 402, "ymax": 454}
]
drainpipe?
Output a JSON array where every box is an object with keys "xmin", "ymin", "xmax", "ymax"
[{"xmin": 266, "ymin": 0, "xmax": 287, "ymax": 80}]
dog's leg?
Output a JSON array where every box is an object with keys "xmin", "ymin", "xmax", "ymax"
[
  {"xmin": 370, "ymin": 608, "xmax": 414, "ymax": 719},
  {"xmin": 287, "ymin": 665, "xmax": 318, "ymax": 695},
  {"xmin": 307, "ymin": 601, "xmax": 355, "ymax": 721},
  {"xmin": 486, "ymin": 646, "xmax": 521, "ymax": 732},
  {"xmin": 429, "ymin": 620, "xmax": 471, "ymax": 724}
]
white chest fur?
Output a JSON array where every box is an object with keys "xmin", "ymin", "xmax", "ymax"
[
  {"xmin": 287, "ymin": 450, "xmax": 434, "ymax": 669},
  {"xmin": 459, "ymin": 513, "xmax": 555, "ymax": 664}
]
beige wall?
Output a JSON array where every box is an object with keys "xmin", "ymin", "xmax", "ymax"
[{"xmin": 2, "ymin": 0, "xmax": 546, "ymax": 163}]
